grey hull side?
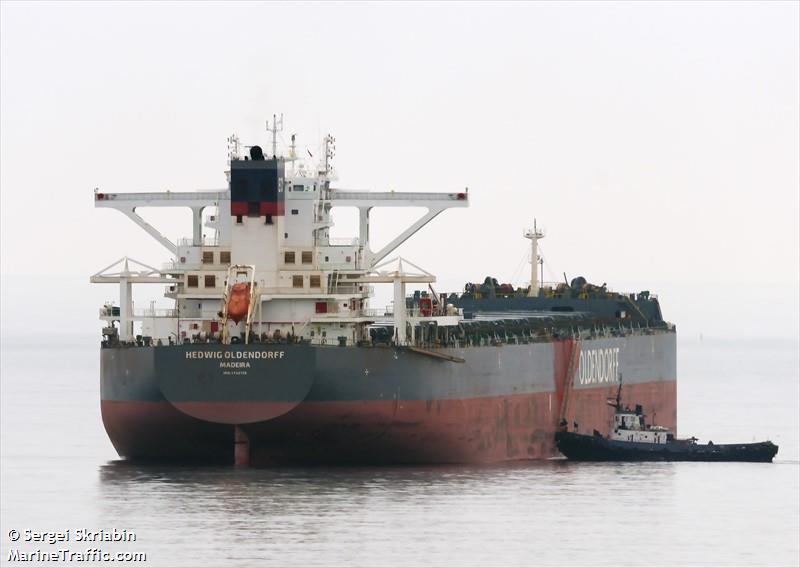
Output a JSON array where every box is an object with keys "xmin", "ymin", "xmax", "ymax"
[{"xmin": 101, "ymin": 332, "xmax": 675, "ymax": 404}]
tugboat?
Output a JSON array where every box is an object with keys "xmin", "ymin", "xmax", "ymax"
[{"xmin": 555, "ymin": 382, "xmax": 778, "ymax": 462}]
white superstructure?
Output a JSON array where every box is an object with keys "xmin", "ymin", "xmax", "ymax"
[
  {"xmin": 605, "ymin": 384, "xmax": 672, "ymax": 444},
  {"xmin": 92, "ymin": 119, "xmax": 468, "ymax": 347}
]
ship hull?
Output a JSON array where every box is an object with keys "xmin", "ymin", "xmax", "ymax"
[{"xmin": 100, "ymin": 332, "xmax": 677, "ymax": 465}]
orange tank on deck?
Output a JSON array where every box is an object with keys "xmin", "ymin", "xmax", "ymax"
[{"xmin": 227, "ymin": 283, "xmax": 251, "ymax": 323}]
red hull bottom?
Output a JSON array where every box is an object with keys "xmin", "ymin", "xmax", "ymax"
[{"xmin": 101, "ymin": 382, "xmax": 676, "ymax": 465}]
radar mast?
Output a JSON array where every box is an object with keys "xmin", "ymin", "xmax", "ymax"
[{"xmin": 524, "ymin": 220, "xmax": 545, "ymax": 297}]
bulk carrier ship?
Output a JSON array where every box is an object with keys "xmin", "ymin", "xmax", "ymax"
[{"xmin": 92, "ymin": 119, "xmax": 676, "ymax": 465}]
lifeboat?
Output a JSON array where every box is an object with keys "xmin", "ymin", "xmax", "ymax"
[{"xmin": 227, "ymin": 282, "xmax": 251, "ymax": 323}]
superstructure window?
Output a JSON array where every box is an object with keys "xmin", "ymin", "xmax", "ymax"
[
  {"xmin": 292, "ymin": 275, "xmax": 304, "ymax": 288},
  {"xmin": 202, "ymin": 251, "xmax": 213, "ymax": 264},
  {"xmin": 187, "ymin": 275, "xmax": 198, "ymax": 288},
  {"xmin": 204, "ymin": 275, "xmax": 216, "ymax": 288},
  {"xmin": 220, "ymin": 251, "xmax": 231, "ymax": 264},
  {"xmin": 310, "ymin": 275, "xmax": 321, "ymax": 288},
  {"xmin": 285, "ymin": 251, "xmax": 296, "ymax": 264},
  {"xmin": 301, "ymin": 251, "xmax": 313, "ymax": 264},
  {"xmin": 293, "ymin": 185, "xmax": 304, "ymax": 192},
  {"xmin": 291, "ymin": 209, "xmax": 299, "ymax": 215}
]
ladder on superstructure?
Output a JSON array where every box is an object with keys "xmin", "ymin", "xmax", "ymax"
[{"xmin": 329, "ymin": 270, "xmax": 340, "ymax": 294}]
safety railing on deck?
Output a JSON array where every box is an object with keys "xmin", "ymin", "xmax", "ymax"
[
  {"xmin": 135, "ymin": 308, "xmax": 179, "ymax": 318},
  {"xmin": 329, "ymin": 283, "xmax": 373, "ymax": 295},
  {"xmin": 358, "ymin": 305, "xmax": 460, "ymax": 319},
  {"xmin": 326, "ymin": 237, "xmax": 360, "ymax": 246},
  {"xmin": 177, "ymin": 236, "xmax": 219, "ymax": 247},
  {"xmin": 360, "ymin": 308, "xmax": 392, "ymax": 318},
  {"xmin": 99, "ymin": 306, "xmax": 178, "ymax": 318},
  {"xmin": 162, "ymin": 260, "xmax": 183, "ymax": 272}
]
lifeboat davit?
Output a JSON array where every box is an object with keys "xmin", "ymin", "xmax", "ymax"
[{"xmin": 227, "ymin": 282, "xmax": 251, "ymax": 323}]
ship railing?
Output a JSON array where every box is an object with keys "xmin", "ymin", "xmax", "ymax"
[
  {"xmin": 360, "ymin": 308, "xmax": 393, "ymax": 318},
  {"xmin": 177, "ymin": 236, "xmax": 219, "ymax": 247},
  {"xmin": 161, "ymin": 260, "xmax": 185, "ymax": 272},
  {"xmin": 406, "ymin": 307, "xmax": 458, "ymax": 318},
  {"xmin": 330, "ymin": 283, "xmax": 373, "ymax": 295},
  {"xmin": 326, "ymin": 237, "xmax": 360, "ymax": 246},
  {"xmin": 249, "ymin": 284, "xmax": 373, "ymax": 296},
  {"xmin": 135, "ymin": 308, "xmax": 179, "ymax": 318},
  {"xmin": 361, "ymin": 306, "xmax": 455, "ymax": 319},
  {"xmin": 159, "ymin": 284, "xmax": 369, "ymax": 297}
]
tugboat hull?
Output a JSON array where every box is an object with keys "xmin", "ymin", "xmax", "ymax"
[{"xmin": 555, "ymin": 431, "xmax": 778, "ymax": 462}]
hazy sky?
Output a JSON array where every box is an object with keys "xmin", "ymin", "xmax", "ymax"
[{"xmin": 1, "ymin": 1, "xmax": 798, "ymax": 340}]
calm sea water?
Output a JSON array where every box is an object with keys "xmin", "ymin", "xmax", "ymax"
[{"xmin": 1, "ymin": 337, "xmax": 798, "ymax": 567}]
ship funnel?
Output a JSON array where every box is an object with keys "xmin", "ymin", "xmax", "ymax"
[{"xmin": 249, "ymin": 145, "xmax": 265, "ymax": 161}]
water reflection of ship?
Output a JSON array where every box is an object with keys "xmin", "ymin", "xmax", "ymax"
[{"xmin": 96, "ymin": 459, "xmax": 681, "ymax": 536}]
